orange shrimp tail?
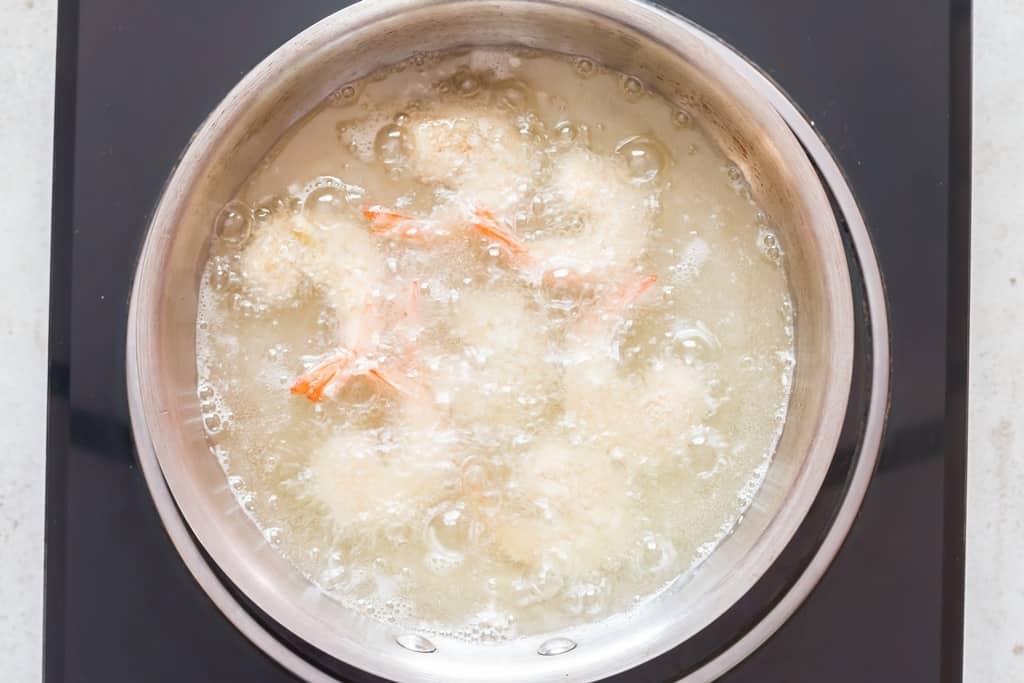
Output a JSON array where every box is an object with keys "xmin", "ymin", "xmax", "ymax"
[
  {"xmin": 367, "ymin": 365, "xmax": 424, "ymax": 400},
  {"xmin": 580, "ymin": 272, "xmax": 659, "ymax": 332},
  {"xmin": 290, "ymin": 354, "xmax": 352, "ymax": 402},
  {"xmin": 363, "ymin": 205, "xmax": 409, "ymax": 233},
  {"xmin": 289, "ymin": 367, "xmax": 335, "ymax": 402},
  {"xmin": 621, "ymin": 273, "xmax": 658, "ymax": 305},
  {"xmin": 471, "ymin": 208, "xmax": 530, "ymax": 260},
  {"xmin": 364, "ymin": 206, "xmax": 439, "ymax": 243}
]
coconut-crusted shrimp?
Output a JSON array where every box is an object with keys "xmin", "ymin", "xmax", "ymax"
[
  {"xmin": 565, "ymin": 355, "xmax": 707, "ymax": 459},
  {"xmin": 449, "ymin": 286, "xmax": 545, "ymax": 354},
  {"xmin": 405, "ymin": 104, "xmax": 542, "ymax": 212},
  {"xmin": 432, "ymin": 286, "xmax": 557, "ymax": 431},
  {"xmin": 290, "ymin": 280, "xmax": 426, "ymax": 402},
  {"xmin": 529, "ymin": 147, "xmax": 660, "ymax": 279},
  {"xmin": 562, "ymin": 273, "xmax": 708, "ymax": 468},
  {"xmin": 406, "ymin": 146, "xmax": 661, "ymax": 286},
  {"xmin": 308, "ymin": 428, "xmax": 457, "ymax": 536},
  {"xmin": 239, "ymin": 211, "xmax": 384, "ymax": 312},
  {"xmin": 490, "ymin": 437, "xmax": 634, "ymax": 578},
  {"xmin": 237, "ymin": 216, "xmax": 311, "ymax": 305}
]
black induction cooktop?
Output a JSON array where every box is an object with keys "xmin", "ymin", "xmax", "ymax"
[{"xmin": 44, "ymin": 1, "xmax": 971, "ymax": 681}]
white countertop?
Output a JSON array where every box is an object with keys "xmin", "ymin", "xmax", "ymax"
[
  {"xmin": 0, "ymin": 1, "xmax": 1018, "ymax": 680},
  {"xmin": 965, "ymin": 0, "xmax": 1024, "ymax": 677},
  {"xmin": 0, "ymin": 1, "xmax": 55, "ymax": 681}
]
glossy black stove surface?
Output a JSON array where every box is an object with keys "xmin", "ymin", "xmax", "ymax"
[{"xmin": 45, "ymin": 1, "xmax": 970, "ymax": 681}]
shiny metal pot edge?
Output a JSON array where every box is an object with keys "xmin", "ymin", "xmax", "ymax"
[{"xmin": 127, "ymin": 1, "xmax": 860, "ymax": 681}]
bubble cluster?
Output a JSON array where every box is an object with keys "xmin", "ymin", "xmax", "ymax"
[
  {"xmin": 757, "ymin": 227, "xmax": 783, "ymax": 263},
  {"xmin": 197, "ymin": 380, "xmax": 231, "ymax": 437},
  {"xmin": 328, "ymin": 82, "xmax": 362, "ymax": 108},
  {"xmin": 254, "ymin": 194, "xmax": 300, "ymax": 224},
  {"xmin": 669, "ymin": 237, "xmax": 711, "ymax": 283}
]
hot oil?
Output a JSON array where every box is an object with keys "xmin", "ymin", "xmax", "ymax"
[{"xmin": 196, "ymin": 48, "xmax": 794, "ymax": 640}]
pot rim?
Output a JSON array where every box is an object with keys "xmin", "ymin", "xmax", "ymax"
[{"xmin": 126, "ymin": 0, "xmax": 872, "ymax": 681}]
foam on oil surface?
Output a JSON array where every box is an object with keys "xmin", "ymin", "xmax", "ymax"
[{"xmin": 195, "ymin": 48, "xmax": 795, "ymax": 642}]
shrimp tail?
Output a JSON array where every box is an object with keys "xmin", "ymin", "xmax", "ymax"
[
  {"xmin": 290, "ymin": 352, "xmax": 354, "ymax": 402},
  {"xmin": 618, "ymin": 273, "xmax": 658, "ymax": 307},
  {"xmin": 364, "ymin": 206, "xmax": 442, "ymax": 243},
  {"xmin": 580, "ymin": 272, "xmax": 659, "ymax": 335},
  {"xmin": 363, "ymin": 205, "xmax": 409, "ymax": 233},
  {"xmin": 367, "ymin": 365, "xmax": 427, "ymax": 401},
  {"xmin": 470, "ymin": 208, "xmax": 531, "ymax": 262}
]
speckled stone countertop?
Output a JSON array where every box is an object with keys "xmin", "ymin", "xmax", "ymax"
[
  {"xmin": 0, "ymin": 1, "xmax": 55, "ymax": 681},
  {"xmin": 966, "ymin": 0, "xmax": 1024, "ymax": 678},
  {"xmin": 0, "ymin": 1, "xmax": 1016, "ymax": 680}
]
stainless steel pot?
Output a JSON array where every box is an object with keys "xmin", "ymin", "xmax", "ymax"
[{"xmin": 127, "ymin": 1, "xmax": 856, "ymax": 681}]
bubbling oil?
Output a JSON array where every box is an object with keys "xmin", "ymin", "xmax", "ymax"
[{"xmin": 195, "ymin": 48, "xmax": 794, "ymax": 641}]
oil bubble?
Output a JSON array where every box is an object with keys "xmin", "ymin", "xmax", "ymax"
[
  {"xmin": 669, "ymin": 321, "xmax": 720, "ymax": 363},
  {"xmin": 671, "ymin": 109, "xmax": 693, "ymax": 128},
  {"xmin": 252, "ymin": 205, "xmax": 274, "ymax": 224},
  {"xmin": 615, "ymin": 136, "xmax": 667, "ymax": 183},
  {"xmin": 780, "ymin": 296, "xmax": 794, "ymax": 322},
  {"xmin": 328, "ymin": 83, "xmax": 361, "ymax": 108},
  {"xmin": 621, "ymin": 75, "xmax": 645, "ymax": 102},
  {"xmin": 540, "ymin": 263, "xmax": 592, "ymax": 316},
  {"xmin": 552, "ymin": 121, "xmax": 578, "ymax": 148},
  {"xmin": 757, "ymin": 227, "xmax": 783, "ymax": 263},
  {"xmin": 516, "ymin": 113, "xmax": 545, "ymax": 140},
  {"xmin": 197, "ymin": 382, "xmax": 216, "ymax": 403},
  {"xmin": 491, "ymin": 79, "xmax": 532, "ymax": 112},
  {"xmin": 513, "ymin": 564, "xmax": 565, "ymax": 606},
  {"xmin": 428, "ymin": 506, "xmax": 473, "ymax": 551},
  {"xmin": 253, "ymin": 194, "xmax": 300, "ymax": 224},
  {"xmin": 574, "ymin": 57, "xmax": 596, "ymax": 78},
  {"xmin": 374, "ymin": 123, "xmax": 411, "ymax": 167},
  {"xmin": 425, "ymin": 506, "xmax": 470, "ymax": 574},
  {"xmin": 304, "ymin": 185, "xmax": 347, "ymax": 227},
  {"xmin": 453, "ymin": 70, "xmax": 482, "ymax": 98},
  {"xmin": 741, "ymin": 352, "xmax": 757, "ymax": 374},
  {"xmin": 563, "ymin": 579, "xmax": 607, "ymax": 616},
  {"xmin": 214, "ymin": 200, "xmax": 252, "ymax": 244},
  {"xmin": 636, "ymin": 534, "xmax": 677, "ymax": 573},
  {"xmin": 203, "ymin": 413, "xmax": 223, "ymax": 433},
  {"xmin": 688, "ymin": 426, "xmax": 727, "ymax": 480}
]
